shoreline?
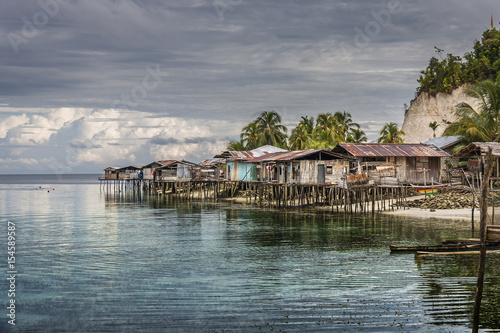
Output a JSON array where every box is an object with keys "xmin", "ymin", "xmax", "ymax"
[{"xmin": 222, "ymin": 194, "xmax": 486, "ymax": 223}]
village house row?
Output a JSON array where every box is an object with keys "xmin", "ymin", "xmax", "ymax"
[{"xmin": 103, "ymin": 138, "xmax": 500, "ymax": 187}]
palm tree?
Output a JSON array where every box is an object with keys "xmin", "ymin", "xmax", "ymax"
[
  {"xmin": 377, "ymin": 122, "xmax": 405, "ymax": 143},
  {"xmin": 226, "ymin": 139, "xmax": 245, "ymax": 151},
  {"xmin": 307, "ymin": 130, "xmax": 337, "ymax": 149},
  {"xmin": 429, "ymin": 121, "xmax": 439, "ymax": 137},
  {"xmin": 443, "ymin": 79, "xmax": 500, "ymax": 143},
  {"xmin": 240, "ymin": 122, "xmax": 260, "ymax": 149},
  {"xmin": 347, "ymin": 128, "xmax": 368, "ymax": 143},
  {"xmin": 313, "ymin": 112, "xmax": 338, "ymax": 146},
  {"xmin": 289, "ymin": 116, "xmax": 315, "ymax": 150},
  {"xmin": 333, "ymin": 111, "xmax": 360, "ymax": 142},
  {"xmin": 254, "ymin": 110, "xmax": 288, "ymax": 148}
]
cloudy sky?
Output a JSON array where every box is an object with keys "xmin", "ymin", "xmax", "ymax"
[{"xmin": 0, "ymin": 0, "xmax": 498, "ymax": 174}]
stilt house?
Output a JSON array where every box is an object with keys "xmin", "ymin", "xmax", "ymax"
[
  {"xmin": 141, "ymin": 160, "xmax": 196, "ymax": 180},
  {"xmin": 245, "ymin": 148, "xmax": 351, "ymax": 185},
  {"xmin": 453, "ymin": 142, "xmax": 500, "ymax": 186},
  {"xmin": 214, "ymin": 145, "xmax": 289, "ymax": 181},
  {"xmin": 332, "ymin": 143, "xmax": 450, "ymax": 185}
]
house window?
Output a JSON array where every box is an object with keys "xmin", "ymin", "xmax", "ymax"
[
  {"xmin": 416, "ymin": 157, "xmax": 429, "ymax": 171},
  {"xmin": 326, "ymin": 166, "xmax": 333, "ymax": 175}
]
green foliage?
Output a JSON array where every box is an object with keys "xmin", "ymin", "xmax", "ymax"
[
  {"xmin": 377, "ymin": 122, "xmax": 405, "ymax": 143},
  {"xmin": 417, "ymin": 29, "xmax": 500, "ymax": 96},
  {"xmin": 230, "ymin": 111, "xmax": 365, "ymax": 151},
  {"xmin": 429, "ymin": 121, "xmax": 439, "ymax": 137},
  {"xmin": 443, "ymin": 78, "xmax": 500, "ymax": 144},
  {"xmin": 238, "ymin": 111, "xmax": 288, "ymax": 150}
]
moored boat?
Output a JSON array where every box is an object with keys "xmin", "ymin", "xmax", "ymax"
[{"xmin": 411, "ymin": 182, "xmax": 461, "ymax": 194}]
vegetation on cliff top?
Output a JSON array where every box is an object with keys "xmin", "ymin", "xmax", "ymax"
[{"xmin": 417, "ymin": 28, "xmax": 500, "ymax": 96}]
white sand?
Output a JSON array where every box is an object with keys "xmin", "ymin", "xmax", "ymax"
[{"xmin": 381, "ymin": 207, "xmax": 475, "ymax": 221}]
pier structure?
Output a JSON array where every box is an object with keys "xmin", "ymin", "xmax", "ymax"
[{"xmin": 99, "ymin": 178, "xmax": 410, "ymax": 214}]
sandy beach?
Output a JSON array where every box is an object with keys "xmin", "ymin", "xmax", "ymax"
[{"xmin": 381, "ymin": 207, "xmax": 475, "ymax": 221}]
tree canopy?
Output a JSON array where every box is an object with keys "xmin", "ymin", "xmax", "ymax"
[
  {"xmin": 229, "ymin": 111, "xmax": 369, "ymax": 151},
  {"xmin": 444, "ymin": 78, "xmax": 500, "ymax": 144},
  {"xmin": 417, "ymin": 28, "xmax": 500, "ymax": 96},
  {"xmin": 377, "ymin": 122, "xmax": 405, "ymax": 143}
]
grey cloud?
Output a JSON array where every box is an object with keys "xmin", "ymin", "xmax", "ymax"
[
  {"xmin": 149, "ymin": 137, "xmax": 180, "ymax": 145},
  {"xmin": 0, "ymin": 0, "xmax": 498, "ymax": 172}
]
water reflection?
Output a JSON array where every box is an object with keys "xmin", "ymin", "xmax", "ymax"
[
  {"xmin": 415, "ymin": 254, "xmax": 500, "ymax": 329},
  {"xmin": 91, "ymin": 192, "xmax": 500, "ymax": 331}
]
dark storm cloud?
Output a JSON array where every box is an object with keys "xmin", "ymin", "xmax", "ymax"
[{"xmin": 1, "ymin": 0, "xmax": 499, "ymax": 172}]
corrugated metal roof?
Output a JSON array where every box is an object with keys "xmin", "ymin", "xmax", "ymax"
[
  {"xmin": 333, "ymin": 143, "xmax": 450, "ymax": 157},
  {"xmin": 244, "ymin": 151, "xmax": 292, "ymax": 163},
  {"xmin": 117, "ymin": 165, "xmax": 143, "ymax": 171},
  {"xmin": 423, "ymin": 136, "xmax": 462, "ymax": 149},
  {"xmin": 249, "ymin": 145, "xmax": 289, "ymax": 155},
  {"xmin": 200, "ymin": 158, "xmax": 224, "ymax": 166},
  {"xmin": 453, "ymin": 142, "xmax": 500, "ymax": 157},
  {"xmin": 245, "ymin": 149, "xmax": 350, "ymax": 163},
  {"xmin": 142, "ymin": 160, "xmax": 178, "ymax": 169},
  {"xmin": 214, "ymin": 145, "xmax": 289, "ymax": 161}
]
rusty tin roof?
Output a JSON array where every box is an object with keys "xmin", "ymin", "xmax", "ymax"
[
  {"xmin": 245, "ymin": 148, "xmax": 350, "ymax": 163},
  {"xmin": 453, "ymin": 142, "xmax": 500, "ymax": 157},
  {"xmin": 333, "ymin": 143, "xmax": 450, "ymax": 157}
]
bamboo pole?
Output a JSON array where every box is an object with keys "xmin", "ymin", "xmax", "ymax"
[{"xmin": 472, "ymin": 147, "xmax": 494, "ymax": 333}]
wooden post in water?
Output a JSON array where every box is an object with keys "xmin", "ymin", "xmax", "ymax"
[{"xmin": 472, "ymin": 147, "xmax": 494, "ymax": 333}]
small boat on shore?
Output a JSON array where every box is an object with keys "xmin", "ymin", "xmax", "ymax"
[
  {"xmin": 391, "ymin": 226, "xmax": 500, "ymax": 253},
  {"xmin": 411, "ymin": 182, "xmax": 461, "ymax": 194}
]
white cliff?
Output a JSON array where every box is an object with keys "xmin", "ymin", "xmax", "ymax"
[{"xmin": 401, "ymin": 86, "xmax": 480, "ymax": 143}]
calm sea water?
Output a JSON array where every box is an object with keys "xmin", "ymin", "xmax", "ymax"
[{"xmin": 1, "ymin": 174, "xmax": 500, "ymax": 332}]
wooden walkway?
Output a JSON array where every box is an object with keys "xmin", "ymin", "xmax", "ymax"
[{"xmin": 99, "ymin": 179, "xmax": 410, "ymax": 214}]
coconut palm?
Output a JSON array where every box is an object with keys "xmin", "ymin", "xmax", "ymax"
[
  {"xmin": 254, "ymin": 110, "xmax": 288, "ymax": 148},
  {"xmin": 333, "ymin": 111, "xmax": 360, "ymax": 142},
  {"xmin": 429, "ymin": 121, "xmax": 439, "ymax": 137},
  {"xmin": 226, "ymin": 139, "xmax": 245, "ymax": 151},
  {"xmin": 377, "ymin": 122, "xmax": 405, "ymax": 143},
  {"xmin": 443, "ymin": 79, "xmax": 500, "ymax": 143},
  {"xmin": 289, "ymin": 116, "xmax": 315, "ymax": 150},
  {"xmin": 240, "ymin": 122, "xmax": 260, "ymax": 149},
  {"xmin": 313, "ymin": 112, "xmax": 338, "ymax": 146},
  {"xmin": 307, "ymin": 130, "xmax": 337, "ymax": 149},
  {"xmin": 347, "ymin": 128, "xmax": 368, "ymax": 143}
]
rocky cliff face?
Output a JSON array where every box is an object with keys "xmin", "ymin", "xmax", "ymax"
[{"xmin": 401, "ymin": 86, "xmax": 479, "ymax": 143}]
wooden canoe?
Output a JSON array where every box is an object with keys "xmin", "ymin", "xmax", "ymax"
[
  {"xmin": 390, "ymin": 244, "xmax": 477, "ymax": 252},
  {"xmin": 417, "ymin": 249, "xmax": 500, "ymax": 255}
]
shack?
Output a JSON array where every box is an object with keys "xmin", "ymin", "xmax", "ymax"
[
  {"xmin": 423, "ymin": 136, "xmax": 463, "ymax": 182},
  {"xmin": 141, "ymin": 160, "xmax": 196, "ymax": 181},
  {"xmin": 214, "ymin": 145, "xmax": 289, "ymax": 181},
  {"xmin": 245, "ymin": 148, "xmax": 351, "ymax": 185},
  {"xmin": 103, "ymin": 167, "xmax": 119, "ymax": 180},
  {"xmin": 116, "ymin": 165, "xmax": 143, "ymax": 180},
  {"xmin": 332, "ymin": 143, "xmax": 450, "ymax": 185},
  {"xmin": 194, "ymin": 158, "xmax": 225, "ymax": 180},
  {"xmin": 453, "ymin": 142, "xmax": 500, "ymax": 186}
]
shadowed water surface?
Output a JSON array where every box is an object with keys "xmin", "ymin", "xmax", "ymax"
[{"xmin": 1, "ymin": 176, "xmax": 500, "ymax": 332}]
